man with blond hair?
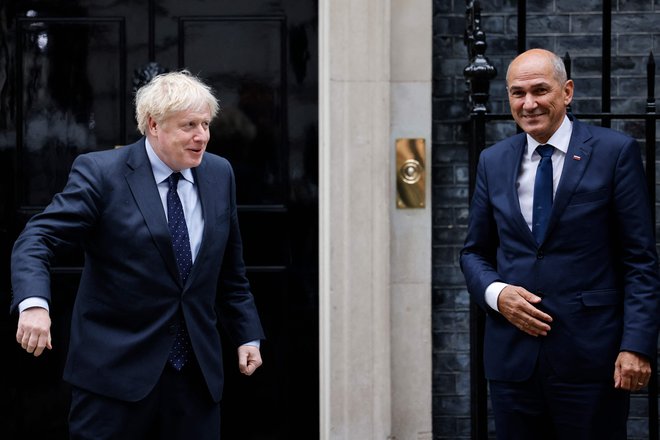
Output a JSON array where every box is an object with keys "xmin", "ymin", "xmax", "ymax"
[{"xmin": 11, "ymin": 70, "xmax": 264, "ymax": 439}]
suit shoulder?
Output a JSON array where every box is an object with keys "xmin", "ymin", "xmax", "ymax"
[
  {"xmin": 67, "ymin": 141, "xmax": 144, "ymax": 185},
  {"xmin": 202, "ymin": 151, "xmax": 232, "ymax": 170},
  {"xmin": 480, "ymin": 133, "xmax": 525, "ymax": 160},
  {"xmin": 584, "ymin": 123, "xmax": 634, "ymax": 143},
  {"xmin": 74, "ymin": 140, "xmax": 140, "ymax": 163},
  {"xmin": 574, "ymin": 120, "xmax": 636, "ymax": 150}
]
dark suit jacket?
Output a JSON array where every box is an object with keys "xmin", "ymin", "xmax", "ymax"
[
  {"xmin": 11, "ymin": 138, "xmax": 265, "ymax": 402},
  {"xmin": 460, "ymin": 117, "xmax": 660, "ymax": 382}
]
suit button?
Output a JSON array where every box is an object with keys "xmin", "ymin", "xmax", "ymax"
[
  {"xmin": 536, "ymin": 251, "xmax": 544, "ymax": 259},
  {"xmin": 168, "ymin": 324, "xmax": 177, "ymax": 334}
]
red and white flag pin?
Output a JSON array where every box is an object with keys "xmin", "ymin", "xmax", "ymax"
[{"xmin": 572, "ymin": 155, "xmax": 581, "ymax": 161}]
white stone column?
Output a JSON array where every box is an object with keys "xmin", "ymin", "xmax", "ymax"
[
  {"xmin": 319, "ymin": 0, "xmax": 432, "ymax": 438},
  {"xmin": 319, "ymin": 0, "xmax": 392, "ymax": 438},
  {"xmin": 389, "ymin": 0, "xmax": 433, "ymax": 438}
]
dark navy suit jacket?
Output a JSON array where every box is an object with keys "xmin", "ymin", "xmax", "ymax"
[
  {"xmin": 11, "ymin": 138, "xmax": 265, "ymax": 402},
  {"xmin": 460, "ymin": 117, "xmax": 660, "ymax": 382}
]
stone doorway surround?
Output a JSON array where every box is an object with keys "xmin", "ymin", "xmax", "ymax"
[{"xmin": 319, "ymin": 0, "xmax": 433, "ymax": 438}]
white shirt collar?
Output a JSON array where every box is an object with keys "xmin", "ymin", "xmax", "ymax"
[
  {"xmin": 525, "ymin": 114, "xmax": 573, "ymax": 158},
  {"xmin": 144, "ymin": 137, "xmax": 194, "ymax": 185}
]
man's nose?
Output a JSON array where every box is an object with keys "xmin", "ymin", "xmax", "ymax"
[
  {"xmin": 193, "ymin": 126, "xmax": 209, "ymax": 141},
  {"xmin": 522, "ymin": 93, "xmax": 537, "ymax": 109}
]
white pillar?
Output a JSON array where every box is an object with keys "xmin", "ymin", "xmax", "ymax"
[
  {"xmin": 390, "ymin": 0, "xmax": 433, "ymax": 438},
  {"xmin": 319, "ymin": 0, "xmax": 432, "ymax": 438}
]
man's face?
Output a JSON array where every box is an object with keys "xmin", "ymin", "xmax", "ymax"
[
  {"xmin": 148, "ymin": 108, "xmax": 212, "ymax": 171},
  {"xmin": 506, "ymin": 53, "xmax": 573, "ymax": 144}
]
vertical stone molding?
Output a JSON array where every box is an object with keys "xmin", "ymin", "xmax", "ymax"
[
  {"xmin": 320, "ymin": 0, "xmax": 432, "ymax": 439},
  {"xmin": 319, "ymin": 0, "xmax": 392, "ymax": 439},
  {"xmin": 390, "ymin": 0, "xmax": 433, "ymax": 439}
]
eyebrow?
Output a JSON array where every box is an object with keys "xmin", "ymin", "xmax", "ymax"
[{"xmin": 508, "ymin": 81, "xmax": 552, "ymax": 91}]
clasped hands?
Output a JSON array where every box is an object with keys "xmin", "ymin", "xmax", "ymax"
[{"xmin": 497, "ymin": 285, "xmax": 650, "ymax": 391}]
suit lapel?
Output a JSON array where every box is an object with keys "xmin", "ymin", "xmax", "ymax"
[
  {"xmin": 124, "ymin": 139, "xmax": 182, "ymax": 285},
  {"xmin": 187, "ymin": 159, "xmax": 216, "ymax": 285},
  {"xmin": 544, "ymin": 119, "xmax": 593, "ymax": 242}
]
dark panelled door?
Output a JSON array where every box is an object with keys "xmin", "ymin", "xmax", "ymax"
[{"xmin": 0, "ymin": 1, "xmax": 318, "ymax": 439}]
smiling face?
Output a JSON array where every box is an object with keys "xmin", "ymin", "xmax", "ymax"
[
  {"xmin": 506, "ymin": 49, "xmax": 574, "ymax": 144},
  {"xmin": 147, "ymin": 107, "xmax": 212, "ymax": 171}
]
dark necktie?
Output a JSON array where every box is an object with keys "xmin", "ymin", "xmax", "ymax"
[
  {"xmin": 166, "ymin": 172, "xmax": 193, "ymax": 370},
  {"xmin": 532, "ymin": 144, "xmax": 554, "ymax": 244}
]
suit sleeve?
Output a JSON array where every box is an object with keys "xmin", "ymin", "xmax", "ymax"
[
  {"xmin": 215, "ymin": 163, "xmax": 265, "ymax": 346},
  {"xmin": 10, "ymin": 154, "xmax": 102, "ymax": 313},
  {"xmin": 460, "ymin": 152, "xmax": 503, "ymax": 312},
  {"xmin": 611, "ymin": 139, "xmax": 660, "ymax": 359}
]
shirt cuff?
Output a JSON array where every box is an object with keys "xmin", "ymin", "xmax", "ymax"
[
  {"xmin": 18, "ymin": 297, "xmax": 50, "ymax": 314},
  {"xmin": 242, "ymin": 339, "xmax": 260, "ymax": 348},
  {"xmin": 485, "ymin": 282, "xmax": 508, "ymax": 312}
]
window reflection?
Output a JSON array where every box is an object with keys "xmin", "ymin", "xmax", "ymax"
[{"xmin": 19, "ymin": 17, "xmax": 121, "ymax": 206}]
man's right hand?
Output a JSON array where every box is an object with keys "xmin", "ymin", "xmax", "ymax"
[
  {"xmin": 497, "ymin": 285, "xmax": 553, "ymax": 337},
  {"xmin": 16, "ymin": 307, "xmax": 52, "ymax": 357}
]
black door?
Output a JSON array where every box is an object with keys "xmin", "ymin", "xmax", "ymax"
[{"xmin": 0, "ymin": 1, "xmax": 318, "ymax": 439}]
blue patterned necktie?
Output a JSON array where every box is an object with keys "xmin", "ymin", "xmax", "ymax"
[
  {"xmin": 532, "ymin": 144, "xmax": 554, "ymax": 244},
  {"xmin": 166, "ymin": 172, "xmax": 192, "ymax": 370}
]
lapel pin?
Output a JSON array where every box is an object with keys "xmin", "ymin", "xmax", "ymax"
[{"xmin": 572, "ymin": 155, "xmax": 581, "ymax": 161}]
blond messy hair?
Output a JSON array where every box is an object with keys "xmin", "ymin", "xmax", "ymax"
[{"xmin": 134, "ymin": 70, "xmax": 219, "ymax": 135}]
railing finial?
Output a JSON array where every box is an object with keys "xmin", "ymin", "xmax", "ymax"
[
  {"xmin": 647, "ymin": 52, "xmax": 656, "ymax": 113},
  {"xmin": 464, "ymin": 0, "xmax": 497, "ymax": 114}
]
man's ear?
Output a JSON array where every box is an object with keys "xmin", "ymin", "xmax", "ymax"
[
  {"xmin": 147, "ymin": 116, "xmax": 158, "ymax": 136},
  {"xmin": 563, "ymin": 79, "xmax": 574, "ymax": 106}
]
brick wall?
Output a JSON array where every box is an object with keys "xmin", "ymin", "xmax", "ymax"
[{"xmin": 431, "ymin": 1, "xmax": 660, "ymax": 439}]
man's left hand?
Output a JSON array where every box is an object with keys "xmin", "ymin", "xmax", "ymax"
[
  {"xmin": 238, "ymin": 345, "xmax": 263, "ymax": 376},
  {"xmin": 614, "ymin": 351, "xmax": 650, "ymax": 391}
]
